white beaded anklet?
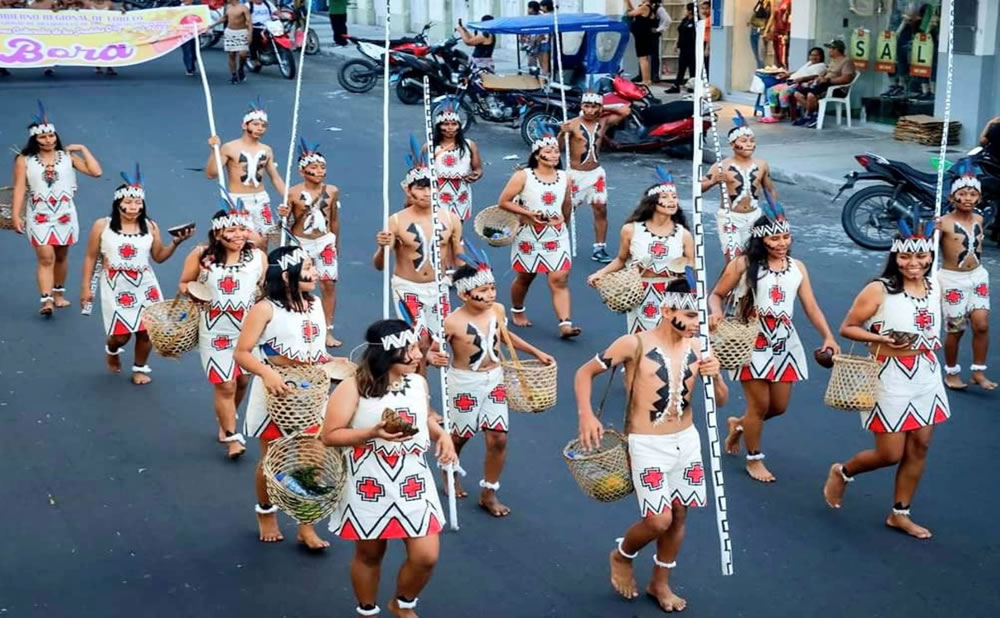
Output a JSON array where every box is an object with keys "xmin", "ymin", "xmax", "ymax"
[
  {"xmin": 479, "ymin": 479, "xmax": 500, "ymax": 491},
  {"xmin": 653, "ymin": 554, "xmax": 677, "ymax": 569},
  {"xmin": 615, "ymin": 537, "xmax": 638, "ymax": 560}
]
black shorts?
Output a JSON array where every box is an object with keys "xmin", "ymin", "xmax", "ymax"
[{"xmin": 800, "ymin": 83, "xmax": 848, "ymax": 99}]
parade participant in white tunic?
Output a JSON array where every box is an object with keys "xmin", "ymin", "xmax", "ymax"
[
  {"xmin": 499, "ymin": 125, "xmax": 581, "ymax": 338},
  {"xmin": 441, "ymin": 246, "xmax": 554, "ymax": 516},
  {"xmin": 824, "ymin": 219, "xmax": 950, "ymax": 540},
  {"xmin": 428, "ymin": 101, "xmax": 483, "ymax": 222},
  {"xmin": 11, "ymin": 101, "xmax": 102, "ymax": 316},
  {"xmin": 709, "ymin": 195, "xmax": 839, "ymax": 483},
  {"xmin": 576, "ymin": 273, "xmax": 728, "ymax": 613},
  {"xmin": 179, "ymin": 202, "xmax": 266, "ymax": 459},
  {"xmin": 234, "ymin": 246, "xmax": 330, "ymax": 550},
  {"xmin": 206, "ymin": 98, "xmax": 286, "ymax": 248},
  {"xmin": 277, "ymin": 139, "xmax": 343, "ymax": 348},
  {"xmin": 79, "ymin": 165, "xmax": 194, "ymax": 385},
  {"xmin": 700, "ymin": 111, "xmax": 776, "ymax": 262},
  {"xmin": 321, "ymin": 318, "xmax": 457, "ymax": 618},
  {"xmin": 588, "ymin": 167, "xmax": 694, "ymax": 334}
]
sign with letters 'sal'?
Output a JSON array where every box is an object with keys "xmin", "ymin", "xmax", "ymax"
[
  {"xmin": 0, "ymin": 7, "xmax": 210, "ymax": 69},
  {"xmin": 875, "ymin": 30, "xmax": 898, "ymax": 73},
  {"xmin": 910, "ymin": 32, "xmax": 935, "ymax": 78},
  {"xmin": 850, "ymin": 28, "xmax": 871, "ymax": 70}
]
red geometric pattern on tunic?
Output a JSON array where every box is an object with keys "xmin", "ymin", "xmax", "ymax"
[
  {"xmin": 356, "ymin": 477, "xmax": 386, "ymax": 502},
  {"xmin": 218, "ymin": 275, "xmax": 239, "ymax": 294},
  {"xmin": 974, "ymin": 283, "xmax": 989, "ymax": 297},
  {"xmin": 319, "ymin": 244, "xmax": 337, "ymax": 265},
  {"xmin": 399, "ymin": 474, "xmax": 426, "ymax": 501},
  {"xmin": 682, "ymin": 462, "xmax": 705, "ymax": 486},
  {"xmin": 453, "ymin": 393, "xmax": 477, "ymax": 412},
  {"xmin": 639, "ymin": 467, "xmax": 664, "ymax": 491},
  {"xmin": 145, "ymin": 287, "xmax": 161, "ymax": 302},
  {"xmin": 944, "ymin": 289, "xmax": 963, "ymax": 304},
  {"xmin": 118, "ymin": 244, "xmax": 137, "ymax": 259},
  {"xmin": 488, "ymin": 384, "xmax": 507, "ymax": 404}
]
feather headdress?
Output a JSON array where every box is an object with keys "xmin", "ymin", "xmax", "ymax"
[
  {"xmin": 531, "ymin": 121, "xmax": 561, "ymax": 153},
  {"xmin": 212, "ymin": 189, "xmax": 252, "ymax": 230},
  {"xmin": 750, "ymin": 189, "xmax": 791, "ymax": 238},
  {"xmin": 401, "ymin": 134, "xmax": 431, "ymax": 189},
  {"xmin": 382, "ymin": 299, "xmax": 420, "ymax": 350},
  {"xmin": 434, "ymin": 97, "xmax": 462, "ymax": 125},
  {"xmin": 890, "ymin": 206, "xmax": 936, "ymax": 254},
  {"xmin": 29, "ymin": 100, "xmax": 56, "ymax": 136},
  {"xmin": 661, "ymin": 266, "xmax": 699, "ymax": 311},
  {"xmin": 727, "ymin": 109, "xmax": 754, "ymax": 144},
  {"xmin": 243, "ymin": 97, "xmax": 268, "ymax": 125},
  {"xmin": 114, "ymin": 163, "xmax": 146, "ymax": 201},
  {"xmin": 950, "ymin": 158, "xmax": 981, "ymax": 196},
  {"xmin": 297, "ymin": 138, "xmax": 326, "ymax": 169},
  {"xmin": 454, "ymin": 242, "xmax": 495, "ymax": 294},
  {"xmin": 646, "ymin": 165, "xmax": 678, "ymax": 197}
]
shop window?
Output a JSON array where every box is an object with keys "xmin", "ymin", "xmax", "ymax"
[{"xmin": 953, "ymin": 0, "xmax": 977, "ymax": 55}]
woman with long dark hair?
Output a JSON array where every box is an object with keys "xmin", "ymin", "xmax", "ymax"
[
  {"xmin": 499, "ymin": 128, "xmax": 580, "ymax": 338},
  {"xmin": 823, "ymin": 225, "xmax": 950, "ymax": 539},
  {"xmin": 79, "ymin": 166, "xmax": 193, "ymax": 385},
  {"xmin": 709, "ymin": 202, "xmax": 839, "ymax": 483},
  {"xmin": 12, "ymin": 103, "xmax": 102, "ymax": 315},
  {"xmin": 322, "ymin": 318, "xmax": 457, "ymax": 618},
  {"xmin": 429, "ymin": 103, "xmax": 482, "ymax": 222},
  {"xmin": 234, "ymin": 246, "xmax": 330, "ymax": 549},
  {"xmin": 588, "ymin": 169, "xmax": 694, "ymax": 333},
  {"xmin": 179, "ymin": 204, "xmax": 266, "ymax": 459}
]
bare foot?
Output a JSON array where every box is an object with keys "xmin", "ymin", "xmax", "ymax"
[
  {"xmin": 944, "ymin": 373, "xmax": 968, "ymax": 390},
  {"xmin": 823, "ymin": 463, "xmax": 847, "ymax": 508},
  {"xmin": 479, "ymin": 490, "xmax": 510, "ymax": 517},
  {"xmin": 53, "ymin": 294, "xmax": 71, "ymax": 308},
  {"xmin": 559, "ymin": 323, "xmax": 582, "ymax": 339},
  {"xmin": 388, "ymin": 598, "xmax": 418, "ymax": 618},
  {"xmin": 297, "ymin": 524, "xmax": 330, "ymax": 550},
  {"xmin": 441, "ymin": 471, "xmax": 468, "ymax": 498},
  {"xmin": 511, "ymin": 311, "xmax": 532, "ymax": 327},
  {"xmin": 647, "ymin": 581, "xmax": 687, "ymax": 612},
  {"xmin": 226, "ymin": 440, "xmax": 246, "ymax": 460},
  {"xmin": 131, "ymin": 371, "xmax": 152, "ymax": 385},
  {"xmin": 257, "ymin": 511, "xmax": 284, "ymax": 542},
  {"xmin": 745, "ymin": 459, "xmax": 775, "ymax": 483},
  {"xmin": 325, "ymin": 332, "xmax": 342, "ymax": 348},
  {"xmin": 724, "ymin": 418, "xmax": 743, "ymax": 455},
  {"xmin": 608, "ymin": 549, "xmax": 639, "ymax": 600},
  {"xmin": 971, "ymin": 371, "xmax": 998, "ymax": 390},
  {"xmin": 886, "ymin": 512, "xmax": 932, "ymax": 539},
  {"xmin": 106, "ymin": 351, "xmax": 122, "ymax": 374},
  {"xmin": 39, "ymin": 298, "xmax": 54, "ymax": 316}
]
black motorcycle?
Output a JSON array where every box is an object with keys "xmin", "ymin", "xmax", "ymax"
[
  {"xmin": 394, "ymin": 37, "xmax": 468, "ymax": 105},
  {"xmin": 835, "ymin": 148, "xmax": 998, "ymax": 250}
]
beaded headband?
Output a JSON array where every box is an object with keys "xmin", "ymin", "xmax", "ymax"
[
  {"xmin": 381, "ymin": 328, "xmax": 419, "ymax": 350},
  {"xmin": 243, "ymin": 97, "xmax": 268, "ymax": 125},
  {"xmin": 114, "ymin": 163, "xmax": 145, "ymax": 201},
  {"xmin": 728, "ymin": 110, "xmax": 754, "ymax": 144},
  {"xmin": 274, "ymin": 247, "xmax": 307, "ymax": 270},
  {"xmin": 751, "ymin": 190, "xmax": 791, "ymax": 238},
  {"xmin": 581, "ymin": 91, "xmax": 603, "ymax": 105},
  {"xmin": 30, "ymin": 100, "xmax": 55, "ymax": 136},
  {"xmin": 297, "ymin": 138, "xmax": 326, "ymax": 170},
  {"xmin": 435, "ymin": 100, "xmax": 461, "ymax": 125},
  {"xmin": 401, "ymin": 134, "xmax": 431, "ymax": 189},
  {"xmin": 646, "ymin": 165, "xmax": 677, "ymax": 197},
  {"xmin": 950, "ymin": 159, "xmax": 981, "ymax": 196},
  {"xmin": 891, "ymin": 213, "xmax": 935, "ymax": 254},
  {"xmin": 661, "ymin": 267, "xmax": 698, "ymax": 310},
  {"xmin": 454, "ymin": 242, "xmax": 495, "ymax": 294}
]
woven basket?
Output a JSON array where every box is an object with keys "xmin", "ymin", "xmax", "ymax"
[
  {"xmin": 0, "ymin": 186, "xmax": 13, "ymax": 230},
  {"xmin": 265, "ymin": 364, "xmax": 329, "ymax": 433},
  {"xmin": 503, "ymin": 359, "xmax": 558, "ymax": 413},
  {"xmin": 263, "ymin": 434, "xmax": 347, "ymax": 524},
  {"xmin": 563, "ymin": 429, "xmax": 634, "ymax": 502},
  {"xmin": 594, "ymin": 267, "xmax": 644, "ymax": 313},
  {"xmin": 474, "ymin": 205, "xmax": 520, "ymax": 247},
  {"xmin": 824, "ymin": 353, "xmax": 880, "ymax": 411},
  {"xmin": 143, "ymin": 298, "xmax": 200, "ymax": 358},
  {"xmin": 711, "ymin": 318, "xmax": 758, "ymax": 370}
]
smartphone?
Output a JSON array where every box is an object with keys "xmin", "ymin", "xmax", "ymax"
[{"xmin": 168, "ymin": 222, "xmax": 196, "ymax": 237}]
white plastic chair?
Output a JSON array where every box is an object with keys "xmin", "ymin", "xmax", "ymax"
[{"xmin": 816, "ymin": 72, "xmax": 861, "ymax": 130}]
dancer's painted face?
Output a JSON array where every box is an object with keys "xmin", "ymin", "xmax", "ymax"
[
  {"xmin": 763, "ymin": 232, "xmax": 792, "ymax": 257},
  {"xmin": 896, "ymin": 251, "xmax": 932, "ymax": 280},
  {"xmin": 36, "ymin": 132, "xmax": 57, "ymax": 150},
  {"xmin": 118, "ymin": 196, "xmax": 145, "ymax": 218},
  {"xmin": 538, "ymin": 144, "xmax": 560, "ymax": 164},
  {"xmin": 244, "ymin": 119, "xmax": 268, "ymax": 139},
  {"xmin": 461, "ymin": 282, "xmax": 496, "ymax": 308},
  {"xmin": 301, "ymin": 161, "xmax": 326, "ymax": 183},
  {"xmin": 951, "ymin": 187, "xmax": 981, "ymax": 211},
  {"xmin": 395, "ymin": 340, "xmax": 422, "ymax": 372},
  {"xmin": 295, "ymin": 256, "xmax": 318, "ymax": 290},
  {"xmin": 661, "ymin": 307, "xmax": 699, "ymax": 337},
  {"xmin": 219, "ymin": 225, "xmax": 249, "ymax": 251},
  {"xmin": 439, "ymin": 120, "xmax": 460, "ymax": 138},
  {"xmin": 657, "ymin": 191, "xmax": 679, "ymax": 213},
  {"xmin": 733, "ymin": 135, "xmax": 756, "ymax": 156},
  {"xmin": 581, "ymin": 102, "xmax": 602, "ymax": 121},
  {"xmin": 407, "ymin": 184, "xmax": 431, "ymax": 208}
]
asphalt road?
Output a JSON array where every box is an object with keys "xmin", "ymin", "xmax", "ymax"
[{"xmin": 1, "ymin": 52, "xmax": 998, "ymax": 618}]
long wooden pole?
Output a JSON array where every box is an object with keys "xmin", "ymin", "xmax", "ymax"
[{"xmin": 382, "ymin": 0, "xmax": 392, "ymax": 318}]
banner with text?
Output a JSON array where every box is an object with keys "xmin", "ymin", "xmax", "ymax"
[{"xmin": 0, "ymin": 7, "xmax": 210, "ymax": 69}]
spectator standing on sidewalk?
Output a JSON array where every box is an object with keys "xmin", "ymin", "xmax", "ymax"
[
  {"xmin": 700, "ymin": 1, "xmax": 711, "ymax": 78},
  {"xmin": 667, "ymin": 3, "xmax": 695, "ymax": 93},
  {"xmin": 180, "ymin": 0, "xmax": 200, "ymax": 76},
  {"xmin": 650, "ymin": 1, "xmax": 671, "ymax": 83},
  {"xmin": 521, "ymin": 1, "xmax": 541, "ymax": 71},
  {"xmin": 328, "ymin": 0, "xmax": 348, "ymax": 47},
  {"xmin": 457, "ymin": 16, "xmax": 496, "ymax": 73}
]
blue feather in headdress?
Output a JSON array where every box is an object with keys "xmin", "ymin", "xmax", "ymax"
[
  {"xmin": 732, "ymin": 109, "xmax": 747, "ymax": 129},
  {"xmin": 248, "ymin": 96, "xmax": 264, "ymax": 112},
  {"xmin": 684, "ymin": 265, "xmax": 697, "ymax": 293},
  {"xmin": 760, "ymin": 188, "xmax": 779, "ymax": 221},
  {"xmin": 654, "ymin": 165, "xmax": 674, "ymax": 186},
  {"xmin": 457, "ymin": 240, "xmax": 491, "ymax": 269},
  {"xmin": 297, "ymin": 137, "xmax": 321, "ymax": 159},
  {"xmin": 405, "ymin": 134, "xmax": 426, "ymax": 169},
  {"xmin": 896, "ymin": 217, "xmax": 914, "ymax": 239},
  {"xmin": 33, "ymin": 99, "xmax": 49, "ymax": 125},
  {"xmin": 120, "ymin": 162, "xmax": 143, "ymax": 188},
  {"xmin": 396, "ymin": 298, "xmax": 416, "ymax": 326}
]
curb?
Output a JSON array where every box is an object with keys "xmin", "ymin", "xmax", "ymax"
[{"xmin": 768, "ymin": 166, "xmax": 842, "ymax": 196}]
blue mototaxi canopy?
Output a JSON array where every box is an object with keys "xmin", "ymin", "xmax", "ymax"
[{"xmin": 467, "ymin": 13, "xmax": 629, "ymax": 35}]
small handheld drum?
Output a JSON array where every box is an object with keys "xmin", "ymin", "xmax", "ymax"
[
  {"xmin": 321, "ymin": 357, "xmax": 357, "ymax": 383},
  {"xmin": 474, "ymin": 205, "xmax": 520, "ymax": 247},
  {"xmin": 143, "ymin": 298, "xmax": 200, "ymax": 358},
  {"xmin": 711, "ymin": 318, "xmax": 758, "ymax": 370},
  {"xmin": 0, "ymin": 186, "xmax": 14, "ymax": 231},
  {"xmin": 186, "ymin": 281, "xmax": 213, "ymax": 303},
  {"xmin": 593, "ymin": 267, "xmax": 644, "ymax": 313},
  {"xmin": 563, "ymin": 429, "xmax": 634, "ymax": 503},
  {"xmin": 263, "ymin": 433, "xmax": 347, "ymax": 524},
  {"xmin": 265, "ymin": 363, "xmax": 329, "ymax": 433},
  {"xmin": 824, "ymin": 353, "xmax": 880, "ymax": 412},
  {"xmin": 503, "ymin": 359, "xmax": 558, "ymax": 413}
]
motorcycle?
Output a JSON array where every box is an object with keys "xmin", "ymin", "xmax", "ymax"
[
  {"xmin": 835, "ymin": 148, "xmax": 998, "ymax": 250},
  {"xmin": 394, "ymin": 37, "xmax": 469, "ymax": 105},
  {"xmin": 278, "ymin": 0, "xmax": 319, "ymax": 56},
  {"xmin": 248, "ymin": 19, "xmax": 296, "ymax": 79},
  {"xmin": 337, "ymin": 23, "xmax": 431, "ymax": 94},
  {"xmin": 199, "ymin": 0, "xmax": 225, "ymax": 50}
]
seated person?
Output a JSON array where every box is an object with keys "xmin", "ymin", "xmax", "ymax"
[
  {"xmin": 793, "ymin": 39, "xmax": 857, "ymax": 129},
  {"xmin": 761, "ymin": 46, "xmax": 826, "ymax": 123}
]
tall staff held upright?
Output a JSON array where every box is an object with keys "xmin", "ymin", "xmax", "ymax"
[
  {"xmin": 382, "ymin": 0, "xmax": 392, "ymax": 318},
  {"xmin": 931, "ymin": 0, "xmax": 956, "ymax": 273},
  {"xmin": 551, "ymin": 2, "xmax": 577, "ymax": 257}
]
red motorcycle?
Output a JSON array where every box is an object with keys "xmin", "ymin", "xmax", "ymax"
[
  {"xmin": 248, "ymin": 18, "xmax": 296, "ymax": 79},
  {"xmin": 337, "ymin": 23, "xmax": 431, "ymax": 94}
]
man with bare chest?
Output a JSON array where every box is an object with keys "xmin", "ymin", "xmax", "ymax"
[
  {"xmin": 558, "ymin": 93, "xmax": 630, "ymax": 263},
  {"xmin": 441, "ymin": 255, "xmax": 553, "ymax": 516},
  {"xmin": 575, "ymin": 275, "xmax": 727, "ymax": 613},
  {"xmin": 277, "ymin": 140, "xmax": 341, "ymax": 348},
  {"xmin": 701, "ymin": 113, "xmax": 776, "ymax": 261},
  {"xmin": 206, "ymin": 101, "xmax": 286, "ymax": 249},
  {"xmin": 373, "ymin": 163, "xmax": 463, "ymax": 347}
]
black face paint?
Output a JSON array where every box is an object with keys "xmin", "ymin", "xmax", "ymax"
[
  {"xmin": 299, "ymin": 276, "xmax": 315, "ymax": 283},
  {"xmin": 670, "ymin": 317, "xmax": 687, "ymax": 333},
  {"xmin": 469, "ymin": 293, "xmax": 490, "ymax": 303}
]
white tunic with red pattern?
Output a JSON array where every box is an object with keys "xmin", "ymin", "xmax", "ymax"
[
  {"xmin": 99, "ymin": 220, "xmax": 162, "ymax": 336},
  {"xmin": 330, "ymin": 374, "xmax": 445, "ymax": 540},
  {"xmin": 510, "ymin": 169, "xmax": 570, "ymax": 273},
  {"xmin": 434, "ymin": 145, "xmax": 473, "ymax": 222},
  {"xmin": 626, "ymin": 221, "xmax": 687, "ymax": 334},
  {"xmin": 862, "ymin": 278, "xmax": 950, "ymax": 433},
  {"xmin": 732, "ymin": 258, "xmax": 808, "ymax": 382},
  {"xmin": 25, "ymin": 152, "xmax": 78, "ymax": 247},
  {"xmin": 198, "ymin": 248, "xmax": 265, "ymax": 384}
]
